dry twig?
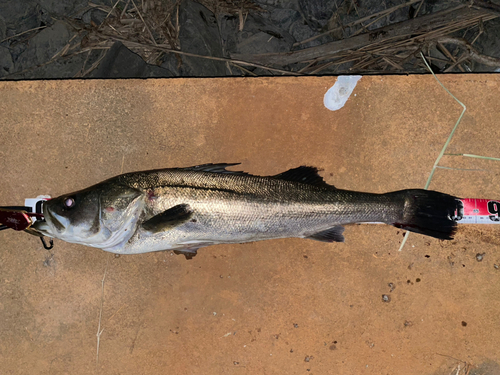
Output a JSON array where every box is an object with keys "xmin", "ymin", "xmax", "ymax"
[
  {"xmin": 234, "ymin": 5, "xmax": 497, "ymax": 70},
  {"xmin": 439, "ymin": 36, "xmax": 500, "ymax": 68},
  {"xmin": 293, "ymin": 0, "xmax": 422, "ymax": 47}
]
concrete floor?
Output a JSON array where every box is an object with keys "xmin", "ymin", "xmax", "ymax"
[{"xmin": 1, "ymin": 75, "xmax": 499, "ymax": 374}]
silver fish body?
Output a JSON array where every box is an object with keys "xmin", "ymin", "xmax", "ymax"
[{"xmin": 33, "ymin": 164, "xmax": 462, "ymax": 257}]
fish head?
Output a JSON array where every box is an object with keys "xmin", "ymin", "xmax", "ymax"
[{"xmin": 34, "ymin": 183, "xmax": 144, "ymax": 248}]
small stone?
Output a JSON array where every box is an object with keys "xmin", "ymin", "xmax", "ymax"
[
  {"xmin": 382, "ymin": 294, "xmax": 391, "ymax": 303},
  {"xmin": 476, "ymin": 253, "xmax": 485, "ymax": 262},
  {"xmin": 304, "ymin": 355, "xmax": 314, "ymax": 362}
]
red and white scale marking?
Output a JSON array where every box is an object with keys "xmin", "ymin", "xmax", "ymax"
[{"xmin": 458, "ymin": 198, "xmax": 500, "ymax": 224}]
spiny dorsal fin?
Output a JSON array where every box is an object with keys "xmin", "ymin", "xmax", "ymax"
[
  {"xmin": 181, "ymin": 163, "xmax": 249, "ymax": 176},
  {"xmin": 273, "ymin": 166, "xmax": 334, "ymax": 188}
]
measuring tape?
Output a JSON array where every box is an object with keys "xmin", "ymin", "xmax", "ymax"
[{"xmin": 457, "ymin": 198, "xmax": 500, "ymax": 224}]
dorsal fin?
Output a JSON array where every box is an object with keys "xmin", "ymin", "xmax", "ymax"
[
  {"xmin": 273, "ymin": 166, "xmax": 334, "ymax": 188},
  {"xmin": 181, "ymin": 163, "xmax": 249, "ymax": 176}
]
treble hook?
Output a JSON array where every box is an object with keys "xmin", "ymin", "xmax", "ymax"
[{"xmin": 40, "ymin": 236, "xmax": 54, "ymax": 250}]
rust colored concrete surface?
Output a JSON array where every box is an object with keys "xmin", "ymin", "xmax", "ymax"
[{"xmin": 1, "ymin": 76, "xmax": 500, "ymax": 375}]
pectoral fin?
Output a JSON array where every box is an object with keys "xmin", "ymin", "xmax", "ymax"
[{"xmin": 142, "ymin": 204, "xmax": 193, "ymax": 233}]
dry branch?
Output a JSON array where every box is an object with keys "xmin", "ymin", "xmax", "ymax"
[
  {"xmin": 438, "ymin": 36, "xmax": 500, "ymax": 67},
  {"xmin": 231, "ymin": 5, "xmax": 497, "ymax": 66}
]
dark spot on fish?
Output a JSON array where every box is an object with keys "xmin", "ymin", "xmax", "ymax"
[
  {"xmin": 462, "ymin": 321, "xmax": 467, "ymax": 327},
  {"xmin": 147, "ymin": 189, "xmax": 156, "ymax": 201}
]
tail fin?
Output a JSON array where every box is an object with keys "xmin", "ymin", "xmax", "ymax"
[{"xmin": 390, "ymin": 190, "xmax": 463, "ymax": 240}]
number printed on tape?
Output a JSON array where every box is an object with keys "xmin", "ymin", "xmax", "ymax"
[{"xmin": 457, "ymin": 198, "xmax": 500, "ymax": 224}]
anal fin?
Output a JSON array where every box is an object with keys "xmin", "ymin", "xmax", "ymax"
[
  {"xmin": 142, "ymin": 204, "xmax": 193, "ymax": 233},
  {"xmin": 306, "ymin": 226, "xmax": 345, "ymax": 243}
]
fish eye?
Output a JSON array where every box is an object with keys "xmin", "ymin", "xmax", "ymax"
[{"xmin": 64, "ymin": 197, "xmax": 75, "ymax": 209}]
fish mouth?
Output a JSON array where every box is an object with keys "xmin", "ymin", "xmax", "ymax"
[{"xmin": 43, "ymin": 207, "xmax": 69, "ymax": 234}]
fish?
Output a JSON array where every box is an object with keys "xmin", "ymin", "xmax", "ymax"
[{"xmin": 32, "ymin": 163, "xmax": 463, "ymax": 258}]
